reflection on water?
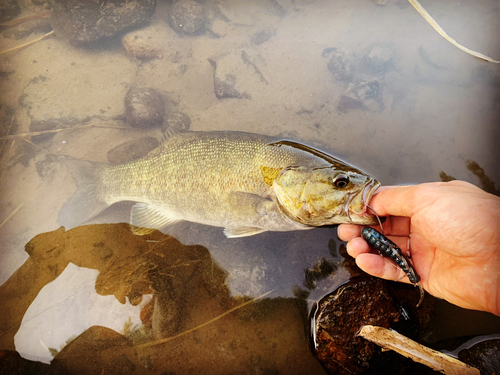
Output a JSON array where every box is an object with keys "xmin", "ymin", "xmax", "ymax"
[
  {"xmin": 1, "ymin": 224, "xmax": 324, "ymax": 373},
  {"xmin": 1, "ymin": 0, "xmax": 500, "ymax": 373}
]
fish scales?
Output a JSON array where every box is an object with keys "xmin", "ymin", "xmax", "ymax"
[
  {"xmin": 59, "ymin": 131, "xmax": 380, "ymax": 237},
  {"xmin": 101, "ymin": 132, "xmax": 325, "ymax": 227}
]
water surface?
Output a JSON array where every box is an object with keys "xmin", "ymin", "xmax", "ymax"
[{"xmin": 1, "ymin": 0, "xmax": 499, "ymax": 373}]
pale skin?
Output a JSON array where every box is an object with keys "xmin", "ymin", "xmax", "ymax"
[{"xmin": 338, "ymin": 180, "xmax": 500, "ymax": 317}]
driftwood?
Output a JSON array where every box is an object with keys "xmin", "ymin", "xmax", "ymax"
[{"xmin": 357, "ymin": 325, "xmax": 480, "ymax": 375}]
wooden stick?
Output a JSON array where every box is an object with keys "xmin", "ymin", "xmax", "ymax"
[{"xmin": 357, "ymin": 325, "xmax": 480, "ymax": 375}]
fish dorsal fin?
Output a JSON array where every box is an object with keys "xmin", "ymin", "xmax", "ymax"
[
  {"xmin": 223, "ymin": 227, "xmax": 267, "ymax": 238},
  {"xmin": 130, "ymin": 203, "xmax": 180, "ymax": 235}
]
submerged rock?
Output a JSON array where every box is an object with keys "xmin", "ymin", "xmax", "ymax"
[
  {"xmin": 162, "ymin": 111, "xmax": 191, "ymax": 135},
  {"xmin": 324, "ymin": 48, "xmax": 355, "ymax": 82},
  {"xmin": 50, "ymin": 0, "xmax": 157, "ymax": 47},
  {"xmin": 0, "ymin": 0, "xmax": 21, "ymax": 23},
  {"xmin": 107, "ymin": 137, "xmax": 159, "ymax": 164},
  {"xmin": 168, "ymin": 0, "xmax": 208, "ymax": 36},
  {"xmin": 251, "ymin": 29, "xmax": 277, "ymax": 45},
  {"xmin": 124, "ymin": 87, "xmax": 165, "ymax": 128},
  {"xmin": 361, "ymin": 44, "xmax": 396, "ymax": 76},
  {"xmin": 208, "ymin": 50, "xmax": 267, "ymax": 100},
  {"xmin": 338, "ymin": 81, "xmax": 385, "ymax": 113},
  {"xmin": 2, "ymin": 19, "xmax": 52, "ymax": 40}
]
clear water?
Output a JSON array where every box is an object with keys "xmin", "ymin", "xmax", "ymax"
[{"xmin": 1, "ymin": 0, "xmax": 499, "ymax": 373}]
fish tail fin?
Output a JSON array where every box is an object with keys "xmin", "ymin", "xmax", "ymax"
[{"xmin": 58, "ymin": 159, "xmax": 108, "ymax": 228}]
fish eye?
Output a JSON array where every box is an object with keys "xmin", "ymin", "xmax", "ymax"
[{"xmin": 333, "ymin": 175, "xmax": 349, "ymax": 188}]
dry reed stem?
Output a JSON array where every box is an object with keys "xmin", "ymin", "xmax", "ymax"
[
  {"xmin": 134, "ymin": 289, "xmax": 275, "ymax": 350},
  {"xmin": 0, "ymin": 123, "xmax": 129, "ymax": 141},
  {"xmin": 409, "ymin": 0, "xmax": 500, "ymax": 63},
  {"xmin": 0, "ymin": 30, "xmax": 54, "ymax": 56}
]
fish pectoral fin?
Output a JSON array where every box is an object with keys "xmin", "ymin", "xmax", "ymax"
[
  {"xmin": 223, "ymin": 227, "xmax": 267, "ymax": 238},
  {"xmin": 130, "ymin": 203, "xmax": 180, "ymax": 235},
  {"xmin": 226, "ymin": 192, "xmax": 274, "ymax": 216},
  {"xmin": 222, "ymin": 193, "xmax": 274, "ymax": 237}
]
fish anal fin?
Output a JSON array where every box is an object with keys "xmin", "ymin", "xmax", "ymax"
[
  {"xmin": 224, "ymin": 227, "xmax": 267, "ymax": 238},
  {"xmin": 130, "ymin": 203, "xmax": 180, "ymax": 235}
]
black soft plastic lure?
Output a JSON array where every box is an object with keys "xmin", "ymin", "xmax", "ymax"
[{"xmin": 362, "ymin": 226, "xmax": 424, "ymax": 307}]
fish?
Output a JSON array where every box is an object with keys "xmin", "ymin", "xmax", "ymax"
[{"xmin": 59, "ymin": 131, "xmax": 380, "ymax": 237}]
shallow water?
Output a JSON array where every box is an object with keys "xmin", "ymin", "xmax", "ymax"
[{"xmin": 1, "ymin": 0, "xmax": 500, "ymax": 373}]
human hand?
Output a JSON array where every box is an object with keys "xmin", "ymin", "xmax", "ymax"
[{"xmin": 338, "ymin": 180, "xmax": 500, "ymax": 316}]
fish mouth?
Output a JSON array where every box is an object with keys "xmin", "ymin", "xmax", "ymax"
[{"xmin": 344, "ymin": 179, "xmax": 381, "ymax": 224}]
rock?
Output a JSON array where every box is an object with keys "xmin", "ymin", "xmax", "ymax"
[
  {"xmin": 251, "ymin": 29, "xmax": 277, "ymax": 45},
  {"xmin": 362, "ymin": 44, "xmax": 396, "ymax": 76},
  {"xmin": 50, "ymin": 0, "xmax": 157, "ymax": 47},
  {"xmin": 312, "ymin": 276, "xmax": 431, "ymax": 375},
  {"xmin": 208, "ymin": 50, "xmax": 267, "ymax": 99},
  {"xmin": 162, "ymin": 111, "xmax": 191, "ymax": 136},
  {"xmin": 338, "ymin": 80, "xmax": 385, "ymax": 113},
  {"xmin": 210, "ymin": 65, "xmax": 250, "ymax": 99},
  {"xmin": 337, "ymin": 95, "xmax": 366, "ymax": 113},
  {"xmin": 0, "ymin": 0, "xmax": 21, "ymax": 23},
  {"xmin": 35, "ymin": 154, "xmax": 60, "ymax": 178},
  {"xmin": 269, "ymin": 0, "xmax": 286, "ymax": 17},
  {"xmin": 324, "ymin": 48, "xmax": 355, "ymax": 82},
  {"xmin": 2, "ymin": 19, "xmax": 52, "ymax": 40},
  {"xmin": 124, "ymin": 87, "xmax": 165, "ymax": 128},
  {"xmin": 122, "ymin": 28, "xmax": 164, "ymax": 61},
  {"xmin": 168, "ymin": 0, "xmax": 208, "ymax": 36},
  {"xmin": 459, "ymin": 339, "xmax": 500, "ymax": 374},
  {"xmin": 107, "ymin": 137, "xmax": 159, "ymax": 164},
  {"xmin": 122, "ymin": 22, "xmax": 192, "ymax": 61}
]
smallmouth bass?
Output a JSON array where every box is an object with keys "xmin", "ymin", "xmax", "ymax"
[{"xmin": 59, "ymin": 131, "xmax": 380, "ymax": 237}]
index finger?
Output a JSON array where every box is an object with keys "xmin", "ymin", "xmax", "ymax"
[{"xmin": 369, "ymin": 184, "xmax": 436, "ymax": 218}]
